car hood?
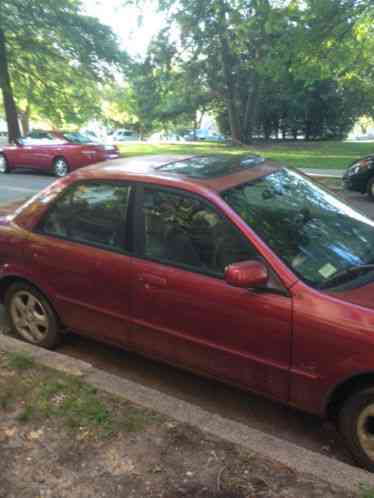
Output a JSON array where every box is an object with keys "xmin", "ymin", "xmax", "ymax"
[{"xmin": 329, "ymin": 281, "xmax": 374, "ymax": 311}]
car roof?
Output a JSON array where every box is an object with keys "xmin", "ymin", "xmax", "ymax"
[{"xmin": 70, "ymin": 154, "xmax": 282, "ymax": 194}]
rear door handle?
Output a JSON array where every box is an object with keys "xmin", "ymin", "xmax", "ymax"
[{"xmin": 139, "ymin": 273, "xmax": 167, "ymax": 289}]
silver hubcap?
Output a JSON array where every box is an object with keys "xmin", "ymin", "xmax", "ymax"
[
  {"xmin": 357, "ymin": 404, "xmax": 374, "ymax": 460},
  {"xmin": 54, "ymin": 159, "xmax": 68, "ymax": 177},
  {"xmin": 0, "ymin": 155, "xmax": 7, "ymax": 173},
  {"xmin": 10, "ymin": 291, "xmax": 49, "ymax": 344}
]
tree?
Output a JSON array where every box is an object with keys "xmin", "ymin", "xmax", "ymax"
[
  {"xmin": 129, "ymin": 0, "xmax": 374, "ymax": 142},
  {"xmin": 0, "ymin": 0, "xmax": 123, "ymax": 141}
]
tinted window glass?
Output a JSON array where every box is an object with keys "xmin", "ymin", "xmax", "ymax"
[
  {"xmin": 222, "ymin": 169, "xmax": 374, "ymax": 288},
  {"xmin": 156, "ymin": 155, "xmax": 264, "ymax": 178},
  {"xmin": 40, "ymin": 182, "xmax": 131, "ymax": 250},
  {"xmin": 63, "ymin": 132, "xmax": 98, "ymax": 144},
  {"xmin": 143, "ymin": 187, "xmax": 257, "ymax": 275}
]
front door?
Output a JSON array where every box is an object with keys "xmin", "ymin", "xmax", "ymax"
[
  {"xmin": 26, "ymin": 180, "xmax": 134, "ymax": 345},
  {"xmin": 130, "ymin": 185, "xmax": 292, "ymax": 401}
]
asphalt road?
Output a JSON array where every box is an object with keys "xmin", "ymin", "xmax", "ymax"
[
  {"xmin": 2, "ymin": 169, "xmax": 374, "ymax": 467},
  {"xmin": 0, "ymin": 170, "xmax": 53, "ymax": 203}
]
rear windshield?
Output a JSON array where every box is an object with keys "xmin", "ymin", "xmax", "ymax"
[{"xmin": 157, "ymin": 155, "xmax": 265, "ymax": 179}]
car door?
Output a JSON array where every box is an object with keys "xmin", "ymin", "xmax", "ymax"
[
  {"xmin": 129, "ymin": 184, "xmax": 292, "ymax": 402},
  {"xmin": 26, "ymin": 180, "xmax": 134, "ymax": 345},
  {"xmin": 27, "ymin": 132, "xmax": 66, "ymax": 171}
]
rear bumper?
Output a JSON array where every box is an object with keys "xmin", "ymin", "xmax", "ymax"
[{"xmin": 105, "ymin": 153, "xmax": 121, "ymax": 160}]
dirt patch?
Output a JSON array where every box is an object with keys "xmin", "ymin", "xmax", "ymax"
[{"xmin": 0, "ymin": 350, "xmax": 361, "ymax": 498}]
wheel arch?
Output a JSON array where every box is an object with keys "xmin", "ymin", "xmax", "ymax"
[
  {"xmin": 0, "ymin": 151, "xmax": 10, "ymax": 169},
  {"xmin": 52, "ymin": 155, "xmax": 69, "ymax": 167},
  {"xmin": 0, "ymin": 275, "xmax": 64, "ymax": 330},
  {"xmin": 325, "ymin": 372, "xmax": 374, "ymax": 420}
]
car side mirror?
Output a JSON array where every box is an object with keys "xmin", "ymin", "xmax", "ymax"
[
  {"xmin": 15, "ymin": 138, "xmax": 24, "ymax": 146},
  {"xmin": 224, "ymin": 260, "xmax": 269, "ymax": 289}
]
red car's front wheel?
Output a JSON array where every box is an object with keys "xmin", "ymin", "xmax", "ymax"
[{"xmin": 53, "ymin": 157, "xmax": 69, "ymax": 177}]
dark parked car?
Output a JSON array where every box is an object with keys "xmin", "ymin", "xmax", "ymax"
[
  {"xmin": 343, "ymin": 155, "xmax": 374, "ymax": 199},
  {"xmin": 4, "ymin": 155, "xmax": 374, "ymax": 470},
  {"xmin": 0, "ymin": 130, "xmax": 120, "ymax": 177}
]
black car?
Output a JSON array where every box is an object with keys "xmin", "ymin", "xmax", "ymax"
[{"xmin": 343, "ymin": 155, "xmax": 374, "ymax": 199}]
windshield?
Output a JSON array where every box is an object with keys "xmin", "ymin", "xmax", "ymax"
[
  {"xmin": 222, "ymin": 169, "xmax": 374, "ymax": 289},
  {"xmin": 62, "ymin": 132, "xmax": 99, "ymax": 144}
]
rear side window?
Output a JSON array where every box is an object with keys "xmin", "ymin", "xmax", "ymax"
[
  {"xmin": 142, "ymin": 186, "xmax": 257, "ymax": 276},
  {"xmin": 39, "ymin": 182, "xmax": 131, "ymax": 251}
]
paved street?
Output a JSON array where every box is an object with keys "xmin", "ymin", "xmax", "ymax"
[
  {"xmin": 0, "ymin": 170, "xmax": 54, "ymax": 203},
  {"xmin": 1, "ymin": 170, "xmax": 374, "ymax": 467}
]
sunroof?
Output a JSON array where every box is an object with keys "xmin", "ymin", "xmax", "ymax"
[{"xmin": 156, "ymin": 155, "xmax": 265, "ymax": 178}]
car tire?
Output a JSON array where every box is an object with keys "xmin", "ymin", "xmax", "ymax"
[
  {"xmin": 367, "ymin": 177, "xmax": 374, "ymax": 201},
  {"xmin": 5, "ymin": 282, "xmax": 61, "ymax": 349},
  {"xmin": 339, "ymin": 387, "xmax": 374, "ymax": 471},
  {"xmin": 0, "ymin": 153, "xmax": 10, "ymax": 174},
  {"xmin": 53, "ymin": 157, "xmax": 69, "ymax": 177}
]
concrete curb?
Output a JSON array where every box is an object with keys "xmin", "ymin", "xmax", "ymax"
[
  {"xmin": 300, "ymin": 169, "xmax": 343, "ymax": 179},
  {"xmin": 1, "ymin": 333, "xmax": 374, "ymax": 495}
]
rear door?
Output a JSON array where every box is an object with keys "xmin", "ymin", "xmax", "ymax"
[
  {"xmin": 27, "ymin": 180, "xmax": 134, "ymax": 344},
  {"xmin": 129, "ymin": 184, "xmax": 292, "ymax": 401}
]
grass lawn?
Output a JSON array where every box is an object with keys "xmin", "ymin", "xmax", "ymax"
[{"xmin": 118, "ymin": 140, "xmax": 374, "ymax": 170}]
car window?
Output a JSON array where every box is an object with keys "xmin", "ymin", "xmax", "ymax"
[
  {"xmin": 142, "ymin": 187, "xmax": 257, "ymax": 276},
  {"xmin": 222, "ymin": 169, "xmax": 374, "ymax": 288},
  {"xmin": 22, "ymin": 131, "xmax": 58, "ymax": 145},
  {"xmin": 39, "ymin": 182, "xmax": 131, "ymax": 251}
]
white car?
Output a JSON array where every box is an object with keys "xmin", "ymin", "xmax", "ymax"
[{"xmin": 111, "ymin": 129, "xmax": 139, "ymax": 142}]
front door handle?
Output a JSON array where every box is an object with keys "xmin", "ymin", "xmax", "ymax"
[{"xmin": 139, "ymin": 273, "xmax": 167, "ymax": 290}]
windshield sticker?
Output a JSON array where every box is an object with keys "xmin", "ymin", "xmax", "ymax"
[{"xmin": 318, "ymin": 263, "xmax": 337, "ymax": 279}]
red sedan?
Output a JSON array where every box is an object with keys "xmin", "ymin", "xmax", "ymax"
[
  {"xmin": 3, "ymin": 155, "xmax": 374, "ymax": 470},
  {"xmin": 0, "ymin": 130, "xmax": 120, "ymax": 177}
]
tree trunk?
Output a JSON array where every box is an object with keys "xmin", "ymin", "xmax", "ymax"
[
  {"xmin": 0, "ymin": 28, "xmax": 21, "ymax": 142},
  {"xmin": 20, "ymin": 104, "xmax": 31, "ymax": 135},
  {"xmin": 242, "ymin": 71, "xmax": 260, "ymax": 144},
  {"xmin": 217, "ymin": 2, "xmax": 241, "ymax": 144}
]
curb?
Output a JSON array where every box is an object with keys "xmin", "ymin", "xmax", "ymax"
[{"xmin": 1, "ymin": 333, "xmax": 374, "ymax": 494}]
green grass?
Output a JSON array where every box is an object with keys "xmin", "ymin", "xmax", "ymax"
[
  {"xmin": 6, "ymin": 352, "xmax": 35, "ymax": 371},
  {"xmin": 118, "ymin": 140, "xmax": 374, "ymax": 170},
  {"xmin": 360, "ymin": 484, "xmax": 374, "ymax": 498},
  {"xmin": 1, "ymin": 358, "xmax": 158, "ymax": 437}
]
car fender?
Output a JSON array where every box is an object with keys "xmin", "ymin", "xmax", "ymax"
[{"xmin": 0, "ymin": 263, "xmax": 60, "ymax": 313}]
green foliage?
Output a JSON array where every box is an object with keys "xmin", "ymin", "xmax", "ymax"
[
  {"xmin": 129, "ymin": 0, "xmax": 374, "ymax": 142},
  {"xmin": 0, "ymin": 0, "xmax": 125, "ymax": 130}
]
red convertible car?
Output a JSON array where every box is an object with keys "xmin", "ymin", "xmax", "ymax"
[{"xmin": 0, "ymin": 130, "xmax": 120, "ymax": 177}]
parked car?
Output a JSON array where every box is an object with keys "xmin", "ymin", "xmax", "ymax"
[
  {"xmin": 4, "ymin": 154, "xmax": 374, "ymax": 470},
  {"xmin": 0, "ymin": 130, "xmax": 120, "ymax": 177},
  {"xmin": 110, "ymin": 129, "xmax": 139, "ymax": 142},
  {"xmin": 343, "ymin": 154, "xmax": 374, "ymax": 199}
]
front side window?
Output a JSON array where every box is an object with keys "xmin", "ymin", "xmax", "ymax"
[
  {"xmin": 222, "ymin": 169, "xmax": 374, "ymax": 289},
  {"xmin": 39, "ymin": 182, "xmax": 131, "ymax": 251},
  {"xmin": 142, "ymin": 187, "xmax": 257, "ymax": 276},
  {"xmin": 63, "ymin": 132, "xmax": 98, "ymax": 144}
]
